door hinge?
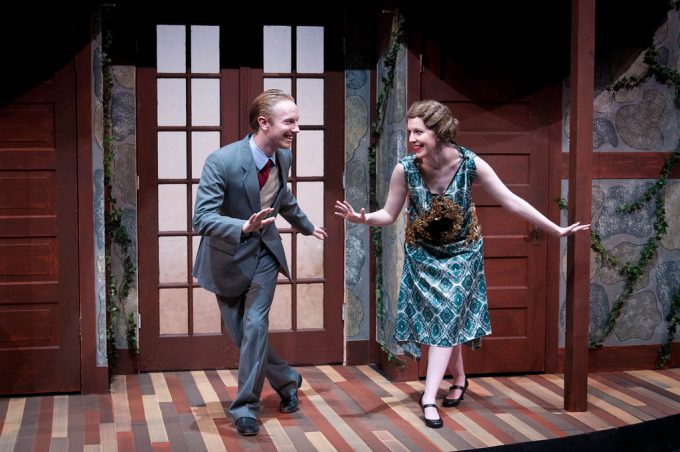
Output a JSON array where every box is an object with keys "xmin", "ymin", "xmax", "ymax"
[
  {"xmin": 419, "ymin": 53, "xmax": 423, "ymax": 73},
  {"xmin": 136, "ymin": 175, "xmax": 140, "ymax": 191},
  {"xmin": 341, "ymin": 303, "xmax": 346, "ymax": 321},
  {"xmin": 137, "ymin": 313, "xmax": 141, "ymax": 329}
]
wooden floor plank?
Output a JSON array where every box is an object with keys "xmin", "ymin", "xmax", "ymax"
[
  {"xmin": 142, "ymin": 394, "xmax": 168, "ymax": 443},
  {"xmin": 150, "ymin": 373, "xmax": 172, "ymax": 403},
  {"xmin": 13, "ymin": 396, "xmax": 39, "ymax": 452},
  {"xmin": 32, "ymin": 396, "xmax": 53, "ymax": 452},
  {"xmin": 51, "ymin": 395, "xmax": 69, "ymax": 438}
]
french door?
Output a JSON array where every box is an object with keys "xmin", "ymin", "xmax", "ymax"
[{"xmin": 138, "ymin": 13, "xmax": 344, "ymax": 370}]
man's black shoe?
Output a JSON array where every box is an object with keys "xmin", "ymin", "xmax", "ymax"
[
  {"xmin": 279, "ymin": 374, "xmax": 303, "ymax": 413},
  {"xmin": 236, "ymin": 417, "xmax": 259, "ymax": 436}
]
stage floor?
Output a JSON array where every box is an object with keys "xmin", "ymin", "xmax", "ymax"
[{"xmin": 1, "ymin": 366, "xmax": 680, "ymax": 451}]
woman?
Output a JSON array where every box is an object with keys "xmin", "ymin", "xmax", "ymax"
[{"xmin": 335, "ymin": 100, "xmax": 589, "ymax": 428}]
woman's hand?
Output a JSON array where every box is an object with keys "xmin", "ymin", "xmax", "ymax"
[
  {"xmin": 334, "ymin": 200, "xmax": 367, "ymax": 224},
  {"xmin": 558, "ymin": 222, "xmax": 591, "ymax": 237}
]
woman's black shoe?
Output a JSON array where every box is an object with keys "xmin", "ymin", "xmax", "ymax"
[
  {"xmin": 442, "ymin": 377, "xmax": 468, "ymax": 407},
  {"xmin": 419, "ymin": 394, "xmax": 443, "ymax": 428}
]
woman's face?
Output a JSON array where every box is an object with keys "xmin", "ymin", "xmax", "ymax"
[{"xmin": 407, "ymin": 117, "xmax": 438, "ymax": 158}]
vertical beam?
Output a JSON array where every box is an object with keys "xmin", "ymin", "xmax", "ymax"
[{"xmin": 565, "ymin": 0, "xmax": 595, "ymax": 411}]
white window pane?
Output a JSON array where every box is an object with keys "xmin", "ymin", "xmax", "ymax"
[
  {"xmin": 158, "ymin": 184, "xmax": 187, "ymax": 231},
  {"xmin": 296, "ymin": 26, "xmax": 324, "ymax": 73},
  {"xmin": 191, "ymin": 26, "xmax": 219, "ymax": 73},
  {"xmin": 157, "ymin": 25, "xmax": 185, "ymax": 73},
  {"xmin": 269, "ymin": 285, "xmax": 292, "ymax": 330},
  {"xmin": 193, "ymin": 287, "xmax": 221, "ymax": 334},
  {"xmin": 159, "ymin": 237, "xmax": 188, "ymax": 283},
  {"xmin": 191, "ymin": 184, "xmax": 198, "ymax": 221},
  {"xmin": 278, "ymin": 233, "xmax": 292, "ymax": 281},
  {"xmin": 297, "ymin": 284, "xmax": 323, "ymax": 329},
  {"xmin": 263, "ymin": 26, "xmax": 291, "ymax": 73},
  {"xmin": 158, "ymin": 132, "xmax": 186, "ymax": 179},
  {"xmin": 275, "ymin": 215, "xmax": 291, "ymax": 229},
  {"xmin": 297, "ymin": 234, "xmax": 323, "ymax": 278},
  {"xmin": 264, "ymin": 78, "xmax": 292, "ymax": 94},
  {"xmin": 296, "ymin": 130, "xmax": 323, "ymax": 177},
  {"xmin": 192, "ymin": 132, "xmax": 220, "ymax": 178},
  {"xmin": 192, "ymin": 234, "xmax": 201, "ymax": 283},
  {"xmin": 297, "ymin": 79, "xmax": 324, "ymax": 125},
  {"xmin": 296, "ymin": 182, "xmax": 324, "ymax": 227},
  {"xmin": 159, "ymin": 289, "xmax": 188, "ymax": 334},
  {"xmin": 157, "ymin": 79, "xmax": 186, "ymax": 126},
  {"xmin": 191, "ymin": 79, "xmax": 220, "ymax": 126}
]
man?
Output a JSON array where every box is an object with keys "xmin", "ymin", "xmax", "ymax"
[{"xmin": 193, "ymin": 89, "xmax": 327, "ymax": 436}]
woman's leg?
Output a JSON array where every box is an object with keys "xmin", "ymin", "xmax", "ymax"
[
  {"xmin": 423, "ymin": 345, "xmax": 453, "ymax": 419},
  {"xmin": 447, "ymin": 344, "xmax": 467, "ymax": 399}
]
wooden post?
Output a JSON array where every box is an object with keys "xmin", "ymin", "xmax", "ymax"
[{"xmin": 565, "ymin": 0, "xmax": 595, "ymax": 411}]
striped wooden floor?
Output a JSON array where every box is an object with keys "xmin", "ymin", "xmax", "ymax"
[{"xmin": 1, "ymin": 366, "xmax": 680, "ymax": 451}]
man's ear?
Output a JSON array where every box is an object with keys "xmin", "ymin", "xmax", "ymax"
[{"xmin": 258, "ymin": 115, "xmax": 269, "ymax": 131}]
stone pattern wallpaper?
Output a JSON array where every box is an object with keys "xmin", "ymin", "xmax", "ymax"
[
  {"xmin": 93, "ymin": 14, "xmax": 139, "ymax": 361},
  {"xmin": 559, "ymin": 10, "xmax": 680, "ymax": 347},
  {"xmin": 92, "ymin": 24, "xmax": 107, "ymax": 366},
  {"xmin": 344, "ymin": 14, "xmax": 372, "ymax": 341},
  {"xmin": 376, "ymin": 27, "xmax": 408, "ymax": 354},
  {"xmin": 109, "ymin": 64, "xmax": 138, "ymax": 351}
]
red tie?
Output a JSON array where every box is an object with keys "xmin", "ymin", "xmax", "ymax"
[{"xmin": 258, "ymin": 160, "xmax": 273, "ymax": 189}]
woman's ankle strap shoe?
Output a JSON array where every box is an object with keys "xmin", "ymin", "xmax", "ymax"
[
  {"xmin": 419, "ymin": 394, "xmax": 444, "ymax": 428},
  {"xmin": 442, "ymin": 377, "xmax": 469, "ymax": 408}
]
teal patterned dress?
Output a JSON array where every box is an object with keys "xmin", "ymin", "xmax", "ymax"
[{"xmin": 393, "ymin": 146, "xmax": 492, "ymax": 360}]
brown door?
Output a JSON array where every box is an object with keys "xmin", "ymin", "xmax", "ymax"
[
  {"xmin": 416, "ymin": 33, "xmax": 557, "ymax": 374},
  {"xmin": 0, "ymin": 65, "xmax": 80, "ymax": 394},
  {"xmin": 138, "ymin": 13, "xmax": 344, "ymax": 370}
]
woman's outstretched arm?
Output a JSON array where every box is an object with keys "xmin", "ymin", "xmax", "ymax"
[
  {"xmin": 475, "ymin": 156, "xmax": 590, "ymax": 237},
  {"xmin": 335, "ymin": 163, "xmax": 408, "ymax": 226}
]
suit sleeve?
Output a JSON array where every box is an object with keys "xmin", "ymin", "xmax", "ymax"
[{"xmin": 192, "ymin": 153, "xmax": 246, "ymax": 242}]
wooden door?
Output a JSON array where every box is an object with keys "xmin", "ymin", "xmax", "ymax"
[
  {"xmin": 416, "ymin": 33, "xmax": 557, "ymax": 374},
  {"xmin": 0, "ymin": 65, "xmax": 80, "ymax": 394},
  {"xmin": 138, "ymin": 12, "xmax": 344, "ymax": 371}
]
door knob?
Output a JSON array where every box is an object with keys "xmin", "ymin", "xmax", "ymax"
[{"xmin": 529, "ymin": 225, "xmax": 541, "ymax": 245}]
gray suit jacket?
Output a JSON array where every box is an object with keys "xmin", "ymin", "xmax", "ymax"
[{"xmin": 192, "ymin": 136, "xmax": 315, "ymax": 296}]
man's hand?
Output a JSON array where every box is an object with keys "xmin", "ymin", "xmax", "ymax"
[
  {"xmin": 312, "ymin": 226, "xmax": 328, "ymax": 240},
  {"xmin": 242, "ymin": 208, "xmax": 275, "ymax": 234}
]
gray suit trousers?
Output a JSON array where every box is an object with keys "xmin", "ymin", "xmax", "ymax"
[{"xmin": 216, "ymin": 246, "xmax": 299, "ymax": 420}]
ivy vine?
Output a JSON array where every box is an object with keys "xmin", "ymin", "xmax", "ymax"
[
  {"xmin": 557, "ymin": 44, "xmax": 680, "ymax": 368},
  {"xmin": 369, "ymin": 12, "xmax": 406, "ymax": 367},
  {"xmin": 102, "ymin": 16, "xmax": 138, "ymax": 373}
]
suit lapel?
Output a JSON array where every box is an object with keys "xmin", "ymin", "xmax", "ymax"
[{"xmin": 239, "ymin": 138, "xmax": 260, "ymax": 212}]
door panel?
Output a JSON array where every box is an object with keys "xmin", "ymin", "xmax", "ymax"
[
  {"xmin": 139, "ymin": 14, "xmax": 344, "ymax": 371},
  {"xmin": 418, "ymin": 37, "xmax": 554, "ymax": 374},
  {"xmin": 0, "ymin": 66, "xmax": 80, "ymax": 394}
]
